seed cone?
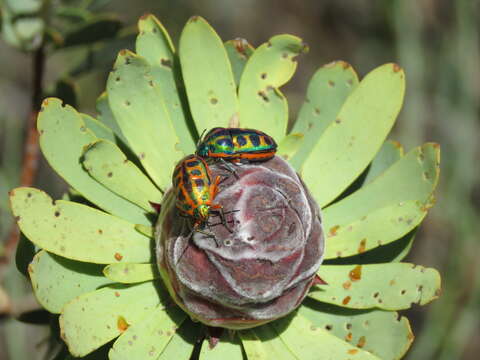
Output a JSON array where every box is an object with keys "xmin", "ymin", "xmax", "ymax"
[{"xmin": 156, "ymin": 156, "xmax": 324, "ymax": 329}]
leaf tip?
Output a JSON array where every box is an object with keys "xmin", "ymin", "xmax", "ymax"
[
  {"xmin": 392, "ymin": 63, "xmax": 403, "ymax": 73},
  {"xmin": 139, "ymin": 12, "xmax": 153, "ymax": 21}
]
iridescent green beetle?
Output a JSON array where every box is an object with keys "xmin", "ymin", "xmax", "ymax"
[
  {"xmin": 196, "ymin": 127, "xmax": 277, "ymax": 162},
  {"xmin": 172, "ymin": 154, "xmax": 233, "ymax": 244}
]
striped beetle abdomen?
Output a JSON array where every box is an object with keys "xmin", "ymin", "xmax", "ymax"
[
  {"xmin": 172, "ymin": 154, "xmax": 214, "ymax": 219},
  {"xmin": 196, "ymin": 127, "xmax": 277, "ymax": 161}
]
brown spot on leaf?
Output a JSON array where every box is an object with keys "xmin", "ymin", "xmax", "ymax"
[
  {"xmin": 343, "ymin": 281, "xmax": 351, "ymax": 290},
  {"xmin": 342, "ymin": 296, "xmax": 351, "ymax": 305},
  {"xmin": 114, "ymin": 253, "xmax": 123, "ymax": 261},
  {"xmin": 161, "ymin": 58, "xmax": 172, "ymax": 68},
  {"xmin": 349, "ymin": 265, "xmax": 362, "ymax": 282},
  {"xmin": 357, "ymin": 336, "xmax": 366, "ymax": 348},
  {"xmin": 357, "ymin": 239, "xmax": 366, "ymax": 253},
  {"xmin": 261, "ymin": 73, "xmax": 267, "ymax": 79},
  {"xmin": 115, "ymin": 291, "xmax": 120, "ymax": 297},
  {"xmin": 345, "ymin": 332, "xmax": 353, "ymax": 341},
  {"xmin": 335, "ymin": 118, "xmax": 341, "ymax": 124},
  {"xmin": 328, "ymin": 80, "xmax": 335, "ymax": 87},
  {"xmin": 329, "ymin": 225, "xmax": 340, "ymax": 237},
  {"xmin": 98, "ymin": 229, "xmax": 103, "ymax": 235},
  {"xmin": 348, "ymin": 349, "xmax": 358, "ymax": 355},
  {"xmin": 389, "ymin": 279, "xmax": 396, "ymax": 286},
  {"xmin": 54, "ymin": 211, "xmax": 60, "ymax": 217},
  {"xmin": 107, "ymin": 172, "xmax": 113, "ymax": 178},
  {"xmin": 325, "ymin": 324, "xmax": 332, "ymax": 330},
  {"xmin": 314, "ymin": 107, "xmax": 320, "ymax": 115},
  {"xmin": 117, "ymin": 316, "xmax": 129, "ymax": 332},
  {"xmin": 258, "ymin": 91, "xmax": 269, "ymax": 102},
  {"xmin": 392, "ymin": 140, "xmax": 402, "ymax": 149},
  {"xmin": 393, "ymin": 63, "xmax": 401, "ymax": 72},
  {"xmin": 210, "ymin": 98, "xmax": 218, "ymax": 105}
]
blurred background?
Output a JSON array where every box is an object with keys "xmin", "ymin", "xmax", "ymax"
[{"xmin": 0, "ymin": 0, "xmax": 478, "ymax": 359}]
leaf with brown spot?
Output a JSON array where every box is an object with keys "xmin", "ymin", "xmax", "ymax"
[
  {"xmin": 291, "ymin": 61, "xmax": 359, "ymax": 170},
  {"xmin": 311, "ymin": 263, "xmax": 441, "ymax": 310},
  {"xmin": 60, "ymin": 281, "xmax": 164, "ymax": 357},
  {"xmin": 109, "ymin": 305, "xmax": 187, "ymax": 360},
  {"xmin": 299, "ymin": 299, "xmax": 414, "ymax": 360},
  {"xmin": 271, "ymin": 313, "xmax": 379, "ymax": 359}
]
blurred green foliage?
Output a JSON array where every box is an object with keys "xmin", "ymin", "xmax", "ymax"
[{"xmin": 0, "ymin": 1, "xmax": 478, "ymax": 360}]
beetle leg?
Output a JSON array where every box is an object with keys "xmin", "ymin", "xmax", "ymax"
[
  {"xmin": 218, "ymin": 158, "xmax": 239, "ymax": 179},
  {"xmin": 210, "ymin": 206, "xmax": 236, "ymax": 233}
]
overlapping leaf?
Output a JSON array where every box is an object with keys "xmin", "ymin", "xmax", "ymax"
[
  {"xmin": 277, "ymin": 133, "xmax": 304, "ymax": 161},
  {"xmin": 291, "ymin": 61, "xmax": 359, "ymax": 170},
  {"xmin": 271, "ymin": 313, "xmax": 380, "ymax": 359},
  {"xmin": 29, "ymin": 251, "xmax": 112, "ymax": 313},
  {"xmin": 310, "ymin": 263, "xmax": 441, "ymax": 310},
  {"xmin": 322, "ymin": 143, "xmax": 439, "ymax": 258},
  {"xmin": 136, "ymin": 14, "xmax": 195, "ymax": 152},
  {"xmin": 103, "ymin": 263, "xmax": 157, "ymax": 284},
  {"xmin": 60, "ymin": 281, "xmax": 163, "ymax": 356},
  {"xmin": 83, "ymin": 140, "xmax": 162, "ymax": 211},
  {"xmin": 37, "ymin": 98, "xmax": 149, "ymax": 224},
  {"xmin": 302, "ymin": 63, "xmax": 406, "ymax": 207},
  {"xmin": 107, "ymin": 50, "xmax": 183, "ymax": 190},
  {"xmin": 10, "ymin": 187, "xmax": 152, "ymax": 264},
  {"xmin": 298, "ymin": 299, "xmax": 414, "ymax": 360},
  {"xmin": 109, "ymin": 305, "xmax": 186, "ymax": 360},
  {"xmin": 179, "ymin": 16, "xmax": 238, "ymax": 131},
  {"xmin": 225, "ymin": 38, "xmax": 254, "ymax": 87},
  {"xmin": 96, "ymin": 92, "xmax": 127, "ymax": 143},
  {"xmin": 81, "ymin": 114, "xmax": 116, "ymax": 143},
  {"xmin": 239, "ymin": 35, "xmax": 307, "ymax": 139},
  {"xmin": 200, "ymin": 333, "xmax": 243, "ymax": 360},
  {"xmin": 157, "ymin": 321, "xmax": 199, "ymax": 359}
]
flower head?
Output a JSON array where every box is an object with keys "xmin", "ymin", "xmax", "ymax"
[{"xmin": 158, "ymin": 156, "xmax": 324, "ymax": 329}]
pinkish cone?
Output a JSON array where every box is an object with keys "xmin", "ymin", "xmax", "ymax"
[{"xmin": 156, "ymin": 156, "xmax": 324, "ymax": 329}]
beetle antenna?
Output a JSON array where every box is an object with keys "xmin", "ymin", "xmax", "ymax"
[{"xmin": 196, "ymin": 128, "xmax": 207, "ymax": 147}]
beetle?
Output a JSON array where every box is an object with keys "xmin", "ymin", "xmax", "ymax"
[
  {"xmin": 196, "ymin": 127, "xmax": 277, "ymax": 162},
  {"xmin": 172, "ymin": 154, "xmax": 233, "ymax": 243}
]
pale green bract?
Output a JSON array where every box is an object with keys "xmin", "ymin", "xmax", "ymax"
[{"xmin": 9, "ymin": 14, "xmax": 441, "ymax": 360}]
